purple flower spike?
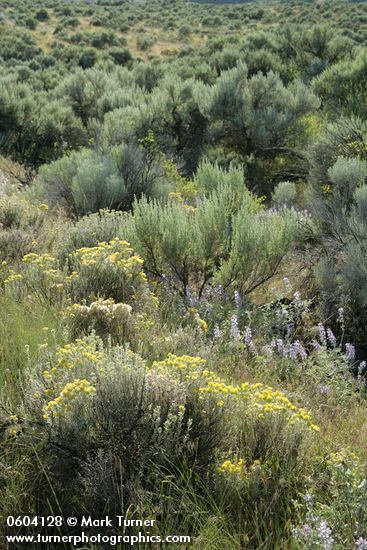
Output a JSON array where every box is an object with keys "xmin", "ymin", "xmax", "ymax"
[
  {"xmin": 345, "ymin": 343, "xmax": 356, "ymax": 361},
  {"xmin": 326, "ymin": 328, "xmax": 337, "ymax": 348},
  {"xmin": 356, "ymin": 538, "xmax": 367, "ymax": 550},
  {"xmin": 244, "ymin": 327, "xmax": 255, "ymax": 351},
  {"xmin": 310, "ymin": 340, "xmax": 322, "ymax": 352},
  {"xmin": 292, "ymin": 340, "xmax": 307, "ymax": 360},
  {"xmin": 230, "ymin": 314, "xmax": 241, "ymax": 342},
  {"xmin": 234, "ymin": 290, "xmax": 242, "ymax": 308},
  {"xmin": 318, "ymin": 521, "xmax": 334, "ymax": 550},
  {"xmin": 185, "ymin": 286, "xmax": 197, "ymax": 307}
]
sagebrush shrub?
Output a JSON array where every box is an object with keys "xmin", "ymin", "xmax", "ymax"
[
  {"xmin": 19, "ymin": 339, "xmax": 320, "ymax": 531},
  {"xmin": 271, "ymin": 181, "xmax": 297, "ymax": 207},
  {"xmin": 25, "ymin": 343, "xmax": 224, "ymax": 515}
]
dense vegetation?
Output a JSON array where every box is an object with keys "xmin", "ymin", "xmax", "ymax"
[{"xmin": 1, "ymin": 0, "xmax": 367, "ymax": 548}]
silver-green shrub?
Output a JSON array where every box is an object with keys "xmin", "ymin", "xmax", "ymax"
[{"xmin": 272, "ymin": 181, "xmax": 297, "ymax": 208}]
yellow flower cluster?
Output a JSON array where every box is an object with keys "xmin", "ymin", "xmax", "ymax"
[
  {"xmin": 136, "ymin": 312, "xmax": 155, "ymax": 330},
  {"xmin": 327, "ymin": 448, "xmax": 360, "ymax": 467},
  {"xmin": 164, "ymin": 158, "xmax": 198, "ymax": 201},
  {"xmin": 218, "ymin": 458, "xmax": 246, "ymax": 476},
  {"xmin": 43, "ymin": 338, "xmax": 102, "ymax": 381},
  {"xmin": 21, "ymin": 252, "xmax": 65, "ymax": 290},
  {"xmin": 167, "ymin": 192, "xmax": 197, "ymax": 213},
  {"xmin": 200, "ymin": 380, "xmax": 320, "ymax": 432},
  {"xmin": 326, "ymin": 448, "xmax": 365, "ymax": 486},
  {"xmin": 3, "ymin": 270, "xmax": 23, "ymax": 284},
  {"xmin": 347, "ymin": 140, "xmax": 367, "ymax": 158},
  {"xmin": 217, "ymin": 458, "xmax": 262, "ymax": 479},
  {"xmin": 0, "ymin": 196, "xmax": 38, "ymax": 226},
  {"xmin": 183, "ymin": 204, "xmax": 197, "ymax": 214},
  {"xmin": 73, "ymin": 238, "xmax": 145, "ymax": 278},
  {"xmin": 188, "ymin": 309, "xmax": 208, "ymax": 333},
  {"xmin": 152, "ymin": 354, "xmax": 210, "ymax": 382},
  {"xmin": 250, "ymin": 459, "xmax": 262, "ymax": 472},
  {"xmin": 153, "ymin": 354, "xmax": 319, "ymax": 432},
  {"xmin": 43, "ymin": 379, "xmax": 96, "ymax": 419},
  {"xmin": 168, "ymin": 192, "xmax": 184, "ymax": 203},
  {"xmin": 22, "ymin": 252, "xmax": 57, "ymax": 267}
]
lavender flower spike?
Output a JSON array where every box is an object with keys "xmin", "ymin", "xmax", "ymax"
[
  {"xmin": 356, "ymin": 538, "xmax": 367, "ymax": 550},
  {"xmin": 318, "ymin": 521, "xmax": 334, "ymax": 550},
  {"xmin": 276, "ymin": 338, "xmax": 286, "ymax": 356},
  {"xmin": 326, "ymin": 328, "xmax": 337, "ymax": 348},
  {"xmin": 230, "ymin": 314, "xmax": 241, "ymax": 342},
  {"xmin": 345, "ymin": 343, "xmax": 356, "ymax": 361},
  {"xmin": 185, "ymin": 286, "xmax": 197, "ymax": 307},
  {"xmin": 293, "ymin": 291, "xmax": 301, "ymax": 308},
  {"xmin": 310, "ymin": 340, "xmax": 322, "ymax": 352},
  {"xmin": 244, "ymin": 326, "xmax": 255, "ymax": 351},
  {"xmin": 213, "ymin": 325, "xmax": 222, "ymax": 340},
  {"xmin": 293, "ymin": 340, "xmax": 307, "ymax": 360},
  {"xmin": 303, "ymin": 493, "xmax": 313, "ymax": 509},
  {"xmin": 234, "ymin": 290, "xmax": 242, "ymax": 308}
]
